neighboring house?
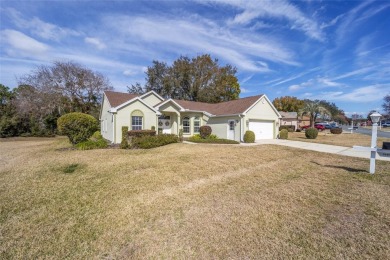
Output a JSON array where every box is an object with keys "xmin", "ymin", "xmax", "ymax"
[
  {"xmin": 100, "ymin": 90, "xmax": 281, "ymax": 143},
  {"xmin": 298, "ymin": 116, "xmax": 311, "ymax": 128},
  {"xmin": 279, "ymin": 112, "xmax": 298, "ymax": 130}
]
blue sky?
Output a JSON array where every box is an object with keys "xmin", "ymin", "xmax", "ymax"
[{"xmin": 1, "ymin": 0, "xmax": 389, "ymax": 116}]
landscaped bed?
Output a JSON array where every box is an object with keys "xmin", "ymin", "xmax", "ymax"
[{"xmin": 1, "ymin": 137, "xmax": 389, "ymax": 259}]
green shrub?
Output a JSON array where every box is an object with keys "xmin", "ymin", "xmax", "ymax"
[
  {"xmin": 279, "ymin": 129, "xmax": 288, "ymax": 139},
  {"xmin": 132, "ymin": 134, "xmax": 178, "ymax": 149},
  {"xmin": 76, "ymin": 139, "xmax": 108, "ymax": 150},
  {"xmin": 199, "ymin": 125, "xmax": 212, "ymax": 139},
  {"xmin": 279, "ymin": 125, "xmax": 295, "ymax": 132},
  {"xmin": 330, "ymin": 128, "xmax": 343, "ymax": 134},
  {"xmin": 305, "ymin": 128, "xmax": 318, "ymax": 139},
  {"xmin": 120, "ymin": 126, "xmax": 129, "ymax": 149},
  {"xmin": 187, "ymin": 138, "xmax": 239, "ymax": 144},
  {"xmin": 76, "ymin": 130, "xmax": 108, "ymax": 150},
  {"xmin": 244, "ymin": 130, "xmax": 255, "ymax": 143},
  {"xmin": 128, "ymin": 130, "xmax": 156, "ymax": 138},
  {"xmin": 90, "ymin": 131, "xmax": 103, "ymax": 140},
  {"xmin": 57, "ymin": 112, "xmax": 98, "ymax": 144},
  {"xmin": 151, "ymin": 126, "xmax": 156, "ymax": 131}
]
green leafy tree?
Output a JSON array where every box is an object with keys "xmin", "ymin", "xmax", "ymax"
[
  {"xmin": 299, "ymin": 99, "xmax": 328, "ymax": 127},
  {"xmin": 272, "ymin": 96, "xmax": 304, "ymax": 112},
  {"xmin": 144, "ymin": 54, "xmax": 240, "ymax": 103}
]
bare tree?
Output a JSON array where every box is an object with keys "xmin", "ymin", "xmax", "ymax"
[{"xmin": 18, "ymin": 61, "xmax": 113, "ymax": 119}]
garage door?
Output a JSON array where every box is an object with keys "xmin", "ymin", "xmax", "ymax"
[{"xmin": 248, "ymin": 121, "xmax": 274, "ymax": 139}]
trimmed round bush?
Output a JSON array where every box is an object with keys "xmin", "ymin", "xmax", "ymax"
[
  {"xmin": 57, "ymin": 112, "xmax": 98, "ymax": 144},
  {"xmin": 305, "ymin": 127, "xmax": 318, "ymax": 139},
  {"xmin": 330, "ymin": 128, "xmax": 343, "ymax": 134},
  {"xmin": 200, "ymin": 125, "xmax": 212, "ymax": 139},
  {"xmin": 244, "ymin": 130, "xmax": 255, "ymax": 143},
  {"xmin": 279, "ymin": 129, "xmax": 288, "ymax": 139}
]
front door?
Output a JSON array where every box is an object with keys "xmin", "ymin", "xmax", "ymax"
[
  {"xmin": 228, "ymin": 120, "xmax": 235, "ymax": 140},
  {"xmin": 158, "ymin": 117, "xmax": 171, "ymax": 134}
]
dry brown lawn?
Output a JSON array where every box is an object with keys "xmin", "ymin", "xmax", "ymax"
[
  {"xmin": 289, "ymin": 131, "xmax": 390, "ymax": 147},
  {"xmin": 1, "ymin": 137, "xmax": 389, "ymax": 259}
]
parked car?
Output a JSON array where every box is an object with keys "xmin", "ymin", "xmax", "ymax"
[
  {"xmin": 314, "ymin": 124, "xmax": 326, "ymax": 131},
  {"xmin": 382, "ymin": 122, "xmax": 390, "ymax": 128},
  {"xmin": 301, "ymin": 124, "xmax": 325, "ymax": 131}
]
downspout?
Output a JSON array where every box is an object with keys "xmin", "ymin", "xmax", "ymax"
[
  {"xmin": 239, "ymin": 114, "xmax": 243, "ymax": 142},
  {"xmin": 113, "ymin": 113, "xmax": 116, "ymax": 144}
]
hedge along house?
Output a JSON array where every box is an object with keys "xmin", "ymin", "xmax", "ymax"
[{"xmin": 100, "ymin": 90, "xmax": 281, "ymax": 143}]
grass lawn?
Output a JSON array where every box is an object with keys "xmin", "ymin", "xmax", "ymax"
[
  {"xmin": 1, "ymin": 137, "xmax": 389, "ymax": 259},
  {"xmin": 288, "ymin": 131, "xmax": 390, "ymax": 147}
]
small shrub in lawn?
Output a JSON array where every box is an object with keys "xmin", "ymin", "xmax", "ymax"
[
  {"xmin": 200, "ymin": 125, "xmax": 212, "ymax": 138},
  {"xmin": 76, "ymin": 139, "xmax": 108, "ymax": 150},
  {"xmin": 57, "ymin": 112, "xmax": 98, "ymax": 144},
  {"xmin": 62, "ymin": 163, "xmax": 79, "ymax": 174},
  {"xmin": 132, "ymin": 134, "xmax": 178, "ymax": 149},
  {"xmin": 76, "ymin": 130, "xmax": 108, "ymax": 150},
  {"xmin": 330, "ymin": 128, "xmax": 343, "ymax": 134},
  {"xmin": 120, "ymin": 126, "xmax": 129, "ymax": 149},
  {"xmin": 279, "ymin": 129, "xmax": 288, "ymax": 139},
  {"xmin": 189, "ymin": 134, "xmax": 219, "ymax": 142},
  {"xmin": 244, "ymin": 130, "xmax": 255, "ymax": 143},
  {"xmin": 305, "ymin": 128, "xmax": 318, "ymax": 139}
]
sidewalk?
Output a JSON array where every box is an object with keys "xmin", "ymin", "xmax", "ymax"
[{"xmin": 241, "ymin": 139, "xmax": 390, "ymax": 161}]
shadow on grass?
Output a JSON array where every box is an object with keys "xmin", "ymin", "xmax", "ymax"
[{"xmin": 311, "ymin": 161, "xmax": 367, "ymax": 173}]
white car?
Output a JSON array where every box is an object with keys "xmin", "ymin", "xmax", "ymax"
[{"xmin": 382, "ymin": 122, "xmax": 390, "ymax": 128}]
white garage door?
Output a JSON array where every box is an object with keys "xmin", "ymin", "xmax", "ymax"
[{"xmin": 249, "ymin": 121, "xmax": 274, "ymax": 139}]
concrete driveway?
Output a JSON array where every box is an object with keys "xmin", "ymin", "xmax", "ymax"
[{"xmin": 243, "ymin": 139, "xmax": 390, "ymax": 161}]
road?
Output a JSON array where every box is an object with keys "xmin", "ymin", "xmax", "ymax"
[{"xmin": 342, "ymin": 126, "xmax": 390, "ymax": 138}]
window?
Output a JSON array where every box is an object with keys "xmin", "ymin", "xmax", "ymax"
[
  {"xmin": 229, "ymin": 120, "xmax": 235, "ymax": 130},
  {"xmin": 183, "ymin": 117, "xmax": 190, "ymax": 133},
  {"xmin": 194, "ymin": 117, "xmax": 200, "ymax": 133},
  {"xmin": 132, "ymin": 116, "xmax": 143, "ymax": 130}
]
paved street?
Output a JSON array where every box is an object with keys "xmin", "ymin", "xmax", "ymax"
[{"xmin": 341, "ymin": 126, "xmax": 390, "ymax": 138}]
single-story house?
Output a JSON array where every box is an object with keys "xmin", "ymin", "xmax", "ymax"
[
  {"xmin": 279, "ymin": 112, "xmax": 298, "ymax": 130},
  {"xmin": 100, "ymin": 90, "xmax": 281, "ymax": 143},
  {"xmin": 298, "ymin": 115, "xmax": 311, "ymax": 128}
]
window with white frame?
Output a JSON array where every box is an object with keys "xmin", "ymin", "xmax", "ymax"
[
  {"xmin": 132, "ymin": 116, "xmax": 143, "ymax": 130},
  {"xmin": 194, "ymin": 117, "xmax": 200, "ymax": 133},
  {"xmin": 183, "ymin": 117, "xmax": 190, "ymax": 133}
]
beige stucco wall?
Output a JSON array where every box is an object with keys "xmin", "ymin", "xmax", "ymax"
[
  {"xmin": 180, "ymin": 112, "xmax": 204, "ymax": 136},
  {"xmin": 141, "ymin": 92, "xmax": 163, "ymax": 107},
  {"xmin": 207, "ymin": 116, "xmax": 241, "ymax": 141},
  {"xmin": 114, "ymin": 100, "xmax": 157, "ymax": 143},
  {"xmin": 100, "ymin": 94, "xmax": 114, "ymax": 142},
  {"xmin": 243, "ymin": 97, "xmax": 280, "ymax": 139}
]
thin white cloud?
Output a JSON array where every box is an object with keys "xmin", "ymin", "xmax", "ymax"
[
  {"xmin": 1, "ymin": 30, "xmax": 49, "ymax": 57},
  {"xmin": 5, "ymin": 7, "xmax": 80, "ymax": 41},
  {"xmin": 317, "ymin": 77, "xmax": 343, "ymax": 87},
  {"xmin": 289, "ymin": 84, "xmax": 302, "ymax": 91},
  {"xmin": 320, "ymin": 14, "xmax": 345, "ymax": 29},
  {"xmin": 270, "ymin": 67, "xmax": 320, "ymax": 87},
  {"xmin": 304, "ymin": 84, "xmax": 389, "ymax": 103},
  {"xmin": 103, "ymin": 14, "xmax": 299, "ymax": 72},
  {"xmin": 205, "ymin": 0, "xmax": 325, "ymax": 41},
  {"xmin": 85, "ymin": 37, "xmax": 106, "ymax": 50},
  {"xmin": 331, "ymin": 67, "xmax": 374, "ymax": 81}
]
